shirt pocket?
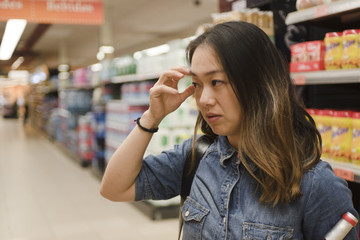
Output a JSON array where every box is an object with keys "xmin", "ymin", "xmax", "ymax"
[
  {"xmin": 242, "ymin": 222, "xmax": 294, "ymax": 240},
  {"xmin": 181, "ymin": 197, "xmax": 210, "ymax": 240}
]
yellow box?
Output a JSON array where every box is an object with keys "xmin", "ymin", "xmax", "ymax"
[
  {"xmin": 351, "ymin": 112, "xmax": 360, "ymax": 165},
  {"xmin": 324, "ymin": 32, "xmax": 342, "ymax": 70},
  {"xmin": 330, "ymin": 111, "xmax": 353, "ymax": 162},
  {"xmin": 342, "ymin": 29, "xmax": 359, "ymax": 69},
  {"xmin": 316, "ymin": 109, "xmax": 333, "ymax": 158}
]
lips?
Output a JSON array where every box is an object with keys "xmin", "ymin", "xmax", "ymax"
[{"xmin": 205, "ymin": 113, "xmax": 221, "ymax": 123}]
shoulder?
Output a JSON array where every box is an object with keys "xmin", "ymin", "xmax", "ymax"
[
  {"xmin": 302, "ymin": 160, "xmax": 350, "ymax": 199},
  {"xmin": 303, "ymin": 160, "xmax": 347, "ymax": 185},
  {"xmin": 301, "ymin": 160, "xmax": 359, "ymax": 239},
  {"xmin": 301, "ymin": 160, "xmax": 354, "ymax": 217}
]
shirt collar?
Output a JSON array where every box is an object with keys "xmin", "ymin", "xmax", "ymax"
[
  {"xmin": 217, "ymin": 135, "xmax": 238, "ymax": 167},
  {"xmin": 216, "ymin": 135, "xmax": 258, "ymax": 172}
]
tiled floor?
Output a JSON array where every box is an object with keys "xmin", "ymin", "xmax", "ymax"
[{"xmin": 0, "ymin": 118, "xmax": 178, "ymax": 240}]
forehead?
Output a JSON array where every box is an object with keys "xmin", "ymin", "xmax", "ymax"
[{"xmin": 190, "ymin": 45, "xmax": 223, "ymax": 72}]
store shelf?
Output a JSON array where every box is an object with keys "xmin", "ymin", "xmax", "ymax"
[
  {"xmin": 111, "ymin": 72, "xmax": 161, "ymax": 84},
  {"xmin": 291, "ymin": 69, "xmax": 360, "ymax": 85},
  {"xmin": 325, "ymin": 159, "xmax": 360, "ymax": 183},
  {"xmin": 285, "ymin": 0, "xmax": 360, "ymax": 25},
  {"xmin": 59, "ymin": 84, "xmax": 98, "ymax": 91}
]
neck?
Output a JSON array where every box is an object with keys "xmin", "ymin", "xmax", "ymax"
[{"xmin": 227, "ymin": 135, "xmax": 239, "ymax": 149}]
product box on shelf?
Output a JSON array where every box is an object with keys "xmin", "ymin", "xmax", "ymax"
[
  {"xmin": 105, "ymin": 100, "xmax": 148, "ymax": 164},
  {"xmin": 112, "ymin": 55, "xmax": 137, "ymax": 76},
  {"xmin": 92, "ymin": 104, "xmax": 106, "ymax": 172},
  {"xmin": 77, "ymin": 113, "xmax": 94, "ymax": 166},
  {"xmin": 315, "ymin": 109, "xmax": 333, "ymax": 158},
  {"xmin": 290, "ymin": 41, "xmax": 325, "ymax": 72},
  {"xmin": 295, "ymin": 0, "xmax": 338, "ymax": 10},
  {"xmin": 341, "ymin": 29, "xmax": 359, "ymax": 69},
  {"xmin": 121, "ymin": 81, "xmax": 154, "ymax": 105},
  {"xmin": 291, "ymin": 42, "xmax": 307, "ymax": 63},
  {"xmin": 330, "ymin": 110, "xmax": 353, "ymax": 162},
  {"xmin": 324, "ymin": 32, "xmax": 343, "ymax": 70},
  {"xmin": 308, "ymin": 109, "xmax": 360, "ymax": 164},
  {"xmin": 351, "ymin": 112, "xmax": 360, "ymax": 165}
]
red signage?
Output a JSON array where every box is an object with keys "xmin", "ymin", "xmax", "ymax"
[{"xmin": 0, "ymin": 0, "xmax": 103, "ymax": 25}]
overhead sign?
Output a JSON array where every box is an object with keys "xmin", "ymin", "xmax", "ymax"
[{"xmin": 0, "ymin": 0, "xmax": 103, "ymax": 25}]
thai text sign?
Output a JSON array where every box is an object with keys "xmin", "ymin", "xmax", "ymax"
[{"xmin": 0, "ymin": 0, "xmax": 103, "ymax": 25}]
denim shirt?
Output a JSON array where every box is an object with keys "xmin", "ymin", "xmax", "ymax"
[{"xmin": 135, "ymin": 135, "xmax": 359, "ymax": 239}]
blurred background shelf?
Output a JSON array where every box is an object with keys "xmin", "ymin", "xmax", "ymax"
[
  {"xmin": 285, "ymin": 0, "xmax": 360, "ymax": 25},
  {"xmin": 291, "ymin": 69, "xmax": 360, "ymax": 85}
]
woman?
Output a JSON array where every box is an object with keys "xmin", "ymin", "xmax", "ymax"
[{"xmin": 100, "ymin": 21, "xmax": 359, "ymax": 239}]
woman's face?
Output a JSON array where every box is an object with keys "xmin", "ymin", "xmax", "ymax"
[{"xmin": 190, "ymin": 45, "xmax": 242, "ymax": 147}]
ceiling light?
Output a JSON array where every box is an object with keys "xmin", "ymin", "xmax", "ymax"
[
  {"xmin": 0, "ymin": 19, "xmax": 27, "ymax": 61},
  {"xmin": 144, "ymin": 44, "xmax": 169, "ymax": 57},
  {"xmin": 99, "ymin": 46, "xmax": 114, "ymax": 54},
  {"xmin": 97, "ymin": 51, "xmax": 105, "ymax": 61},
  {"xmin": 133, "ymin": 51, "xmax": 142, "ymax": 60},
  {"xmin": 11, "ymin": 56, "xmax": 24, "ymax": 69}
]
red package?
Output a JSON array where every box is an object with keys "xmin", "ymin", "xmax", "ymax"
[
  {"xmin": 291, "ymin": 42, "xmax": 307, "ymax": 63},
  {"xmin": 306, "ymin": 40, "xmax": 325, "ymax": 62}
]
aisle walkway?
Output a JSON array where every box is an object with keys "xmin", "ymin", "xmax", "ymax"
[{"xmin": 0, "ymin": 118, "xmax": 178, "ymax": 240}]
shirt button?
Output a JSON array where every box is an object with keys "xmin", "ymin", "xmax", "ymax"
[
  {"xmin": 185, "ymin": 210, "xmax": 189, "ymax": 217},
  {"xmin": 223, "ymin": 217, "xmax": 226, "ymax": 224}
]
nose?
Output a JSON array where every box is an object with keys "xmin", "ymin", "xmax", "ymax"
[{"xmin": 197, "ymin": 86, "xmax": 216, "ymax": 107}]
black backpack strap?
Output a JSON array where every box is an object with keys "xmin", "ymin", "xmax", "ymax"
[
  {"xmin": 178, "ymin": 135, "xmax": 212, "ymax": 240},
  {"xmin": 180, "ymin": 135, "xmax": 213, "ymax": 200}
]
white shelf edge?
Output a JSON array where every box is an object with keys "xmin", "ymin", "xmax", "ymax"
[
  {"xmin": 291, "ymin": 69, "xmax": 360, "ymax": 85},
  {"xmin": 324, "ymin": 158, "xmax": 360, "ymax": 183},
  {"xmin": 111, "ymin": 72, "xmax": 161, "ymax": 84},
  {"xmin": 285, "ymin": 0, "xmax": 360, "ymax": 25}
]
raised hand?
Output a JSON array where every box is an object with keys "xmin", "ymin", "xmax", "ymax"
[{"xmin": 144, "ymin": 66, "xmax": 195, "ymax": 126}]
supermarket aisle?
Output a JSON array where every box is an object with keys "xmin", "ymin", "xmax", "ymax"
[{"xmin": 0, "ymin": 118, "xmax": 178, "ymax": 240}]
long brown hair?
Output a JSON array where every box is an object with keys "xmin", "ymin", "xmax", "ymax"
[{"xmin": 187, "ymin": 22, "xmax": 322, "ymax": 205}]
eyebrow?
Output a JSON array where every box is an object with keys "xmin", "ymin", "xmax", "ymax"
[{"xmin": 190, "ymin": 70, "xmax": 224, "ymax": 77}]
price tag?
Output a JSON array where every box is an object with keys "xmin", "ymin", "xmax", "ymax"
[
  {"xmin": 333, "ymin": 168, "xmax": 355, "ymax": 182},
  {"xmin": 315, "ymin": 6, "xmax": 328, "ymax": 18},
  {"xmin": 293, "ymin": 75, "xmax": 306, "ymax": 85}
]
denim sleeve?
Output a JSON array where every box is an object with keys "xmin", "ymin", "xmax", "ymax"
[
  {"xmin": 134, "ymin": 137, "xmax": 193, "ymax": 201},
  {"xmin": 302, "ymin": 161, "xmax": 359, "ymax": 240}
]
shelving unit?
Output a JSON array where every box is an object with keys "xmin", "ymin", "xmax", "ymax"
[
  {"xmin": 291, "ymin": 69, "xmax": 360, "ymax": 85},
  {"xmin": 285, "ymin": 0, "xmax": 360, "ymax": 25},
  {"xmin": 111, "ymin": 72, "xmax": 161, "ymax": 84},
  {"xmin": 286, "ymin": 2, "xmax": 360, "ymax": 188}
]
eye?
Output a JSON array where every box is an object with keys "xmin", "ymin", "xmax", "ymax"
[
  {"xmin": 192, "ymin": 81, "xmax": 199, "ymax": 88},
  {"xmin": 211, "ymin": 80, "xmax": 224, "ymax": 87}
]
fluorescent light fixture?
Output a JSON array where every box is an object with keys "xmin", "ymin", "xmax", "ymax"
[
  {"xmin": 133, "ymin": 51, "xmax": 142, "ymax": 60},
  {"xmin": 0, "ymin": 19, "xmax": 27, "ymax": 60},
  {"xmin": 97, "ymin": 51, "xmax": 104, "ymax": 61},
  {"xmin": 144, "ymin": 44, "xmax": 169, "ymax": 57},
  {"xmin": 99, "ymin": 45, "xmax": 114, "ymax": 54},
  {"xmin": 11, "ymin": 56, "xmax": 24, "ymax": 69},
  {"xmin": 30, "ymin": 71, "xmax": 47, "ymax": 84},
  {"xmin": 8, "ymin": 70, "xmax": 29, "ymax": 81}
]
